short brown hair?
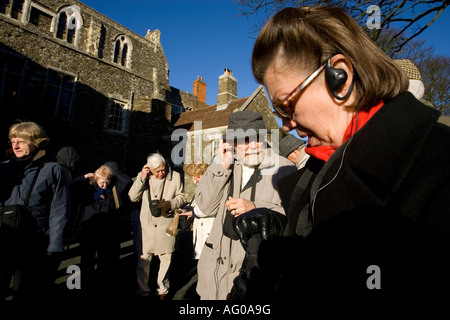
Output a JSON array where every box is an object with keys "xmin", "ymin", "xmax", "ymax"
[
  {"xmin": 252, "ymin": 6, "xmax": 408, "ymax": 109},
  {"xmin": 184, "ymin": 163, "xmax": 209, "ymax": 178},
  {"xmin": 8, "ymin": 121, "xmax": 50, "ymax": 148}
]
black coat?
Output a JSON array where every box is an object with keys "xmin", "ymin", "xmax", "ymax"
[
  {"xmin": 66, "ymin": 174, "xmax": 132, "ymax": 244},
  {"xmin": 71, "ymin": 174, "xmax": 132, "ymax": 222},
  {"xmin": 250, "ymin": 93, "xmax": 450, "ymax": 302},
  {"xmin": 0, "ymin": 150, "xmax": 70, "ymax": 252}
]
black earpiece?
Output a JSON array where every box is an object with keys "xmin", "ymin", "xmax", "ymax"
[{"xmin": 325, "ymin": 56, "xmax": 355, "ymax": 100}]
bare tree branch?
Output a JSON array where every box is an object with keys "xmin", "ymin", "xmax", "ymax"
[
  {"xmin": 236, "ymin": 0, "xmax": 450, "ymax": 54},
  {"xmin": 235, "ymin": 0, "xmax": 449, "ymax": 112}
]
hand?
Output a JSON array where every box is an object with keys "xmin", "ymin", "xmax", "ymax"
[
  {"xmin": 84, "ymin": 172, "xmax": 94, "ymax": 179},
  {"xmin": 220, "ymin": 140, "xmax": 234, "ymax": 170},
  {"xmin": 225, "ymin": 196, "xmax": 255, "ymax": 217},
  {"xmin": 179, "ymin": 210, "xmax": 193, "ymax": 218},
  {"xmin": 157, "ymin": 200, "xmax": 171, "ymax": 217},
  {"xmin": 141, "ymin": 164, "xmax": 151, "ymax": 180}
]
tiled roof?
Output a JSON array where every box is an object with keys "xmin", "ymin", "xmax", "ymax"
[{"xmin": 174, "ymin": 97, "xmax": 248, "ymax": 131}]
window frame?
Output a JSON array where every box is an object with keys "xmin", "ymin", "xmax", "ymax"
[
  {"xmin": 0, "ymin": 50, "xmax": 26, "ymax": 109},
  {"xmin": 106, "ymin": 97, "xmax": 131, "ymax": 135},
  {"xmin": 29, "ymin": 4, "xmax": 54, "ymax": 29},
  {"xmin": 0, "ymin": 0, "xmax": 31, "ymax": 24},
  {"xmin": 211, "ymin": 139, "xmax": 220, "ymax": 158},
  {"xmin": 43, "ymin": 68, "xmax": 77, "ymax": 121}
]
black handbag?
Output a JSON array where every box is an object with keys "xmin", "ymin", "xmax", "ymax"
[
  {"xmin": 149, "ymin": 199, "xmax": 162, "ymax": 217},
  {"xmin": 0, "ymin": 165, "xmax": 41, "ymax": 234},
  {"xmin": 177, "ymin": 203, "xmax": 194, "ymax": 232},
  {"xmin": 149, "ymin": 178, "xmax": 166, "ymax": 217}
]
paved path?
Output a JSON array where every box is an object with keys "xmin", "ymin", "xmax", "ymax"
[{"xmin": 5, "ymin": 231, "xmax": 199, "ymax": 301}]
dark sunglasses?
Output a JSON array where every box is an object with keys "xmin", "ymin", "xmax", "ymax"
[{"xmin": 272, "ymin": 62, "xmax": 327, "ymax": 119}]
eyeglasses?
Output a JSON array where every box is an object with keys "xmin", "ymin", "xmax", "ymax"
[{"xmin": 272, "ymin": 62, "xmax": 326, "ymax": 119}]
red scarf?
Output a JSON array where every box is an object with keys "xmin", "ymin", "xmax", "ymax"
[{"xmin": 305, "ymin": 101, "xmax": 384, "ymax": 162}]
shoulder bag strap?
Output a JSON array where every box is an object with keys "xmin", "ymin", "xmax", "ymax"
[
  {"xmin": 24, "ymin": 164, "xmax": 42, "ymax": 207},
  {"xmin": 160, "ymin": 178, "xmax": 166, "ymax": 200},
  {"xmin": 249, "ymin": 165, "xmax": 259, "ymax": 203},
  {"xmin": 112, "ymin": 186, "xmax": 120, "ymax": 209},
  {"xmin": 223, "ymin": 164, "xmax": 259, "ymax": 240},
  {"xmin": 228, "ymin": 164, "xmax": 259, "ymax": 201},
  {"xmin": 149, "ymin": 177, "xmax": 166, "ymax": 200},
  {"xmin": 223, "ymin": 164, "xmax": 238, "ymax": 239},
  {"xmin": 227, "ymin": 164, "xmax": 235, "ymax": 198}
]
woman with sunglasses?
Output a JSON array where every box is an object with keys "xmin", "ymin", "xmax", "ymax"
[{"xmin": 234, "ymin": 6, "xmax": 450, "ymax": 302}]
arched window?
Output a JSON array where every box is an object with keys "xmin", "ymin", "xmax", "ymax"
[
  {"xmin": 53, "ymin": 5, "xmax": 82, "ymax": 45},
  {"xmin": 113, "ymin": 35, "xmax": 132, "ymax": 68}
]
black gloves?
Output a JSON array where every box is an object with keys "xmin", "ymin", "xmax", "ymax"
[
  {"xmin": 227, "ymin": 208, "xmax": 286, "ymax": 300},
  {"xmin": 233, "ymin": 208, "xmax": 286, "ymax": 250}
]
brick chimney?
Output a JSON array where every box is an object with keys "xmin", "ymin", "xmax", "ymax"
[
  {"xmin": 193, "ymin": 76, "xmax": 206, "ymax": 103},
  {"xmin": 217, "ymin": 68, "xmax": 237, "ymax": 110}
]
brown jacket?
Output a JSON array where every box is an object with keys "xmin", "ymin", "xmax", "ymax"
[
  {"xmin": 129, "ymin": 168, "xmax": 186, "ymax": 255},
  {"xmin": 195, "ymin": 153, "xmax": 296, "ymax": 299}
]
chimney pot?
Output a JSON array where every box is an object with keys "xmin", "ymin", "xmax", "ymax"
[
  {"xmin": 193, "ymin": 76, "xmax": 207, "ymax": 104},
  {"xmin": 217, "ymin": 68, "xmax": 237, "ymax": 107}
]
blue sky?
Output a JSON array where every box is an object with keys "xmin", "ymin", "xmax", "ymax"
[
  {"xmin": 82, "ymin": 0, "xmax": 262, "ymax": 106},
  {"xmin": 81, "ymin": 0, "xmax": 450, "ymax": 108}
]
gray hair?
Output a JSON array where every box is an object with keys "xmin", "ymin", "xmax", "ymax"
[{"xmin": 147, "ymin": 153, "xmax": 166, "ymax": 170}]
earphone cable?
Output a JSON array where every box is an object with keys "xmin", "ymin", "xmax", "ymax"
[{"xmin": 311, "ymin": 102, "xmax": 360, "ymax": 227}]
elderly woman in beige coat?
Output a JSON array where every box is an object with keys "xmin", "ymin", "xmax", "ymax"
[{"xmin": 129, "ymin": 153, "xmax": 186, "ymax": 299}]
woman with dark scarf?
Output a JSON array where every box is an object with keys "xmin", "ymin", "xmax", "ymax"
[
  {"xmin": 72, "ymin": 165, "xmax": 129, "ymax": 297},
  {"xmin": 0, "ymin": 121, "xmax": 70, "ymax": 300}
]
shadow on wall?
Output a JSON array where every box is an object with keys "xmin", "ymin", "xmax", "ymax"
[{"xmin": 0, "ymin": 42, "xmax": 174, "ymax": 177}]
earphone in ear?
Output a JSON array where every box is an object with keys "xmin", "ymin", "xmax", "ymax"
[{"xmin": 325, "ymin": 56, "xmax": 355, "ymax": 100}]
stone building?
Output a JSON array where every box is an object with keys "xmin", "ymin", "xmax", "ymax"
[
  {"xmin": 0, "ymin": 0, "xmax": 205, "ymax": 175},
  {"xmin": 174, "ymin": 68, "xmax": 283, "ymax": 200}
]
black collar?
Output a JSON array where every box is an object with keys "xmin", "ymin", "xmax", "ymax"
[{"xmin": 312, "ymin": 92, "xmax": 441, "ymax": 226}]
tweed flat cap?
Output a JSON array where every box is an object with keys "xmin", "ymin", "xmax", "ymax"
[
  {"xmin": 394, "ymin": 59, "xmax": 422, "ymax": 81},
  {"xmin": 223, "ymin": 111, "xmax": 267, "ymax": 140},
  {"xmin": 279, "ymin": 133, "xmax": 305, "ymax": 158}
]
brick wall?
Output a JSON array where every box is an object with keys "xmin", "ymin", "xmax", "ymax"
[{"xmin": 193, "ymin": 76, "xmax": 206, "ymax": 104}]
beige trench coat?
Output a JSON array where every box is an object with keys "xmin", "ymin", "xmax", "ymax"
[
  {"xmin": 129, "ymin": 168, "xmax": 186, "ymax": 255},
  {"xmin": 195, "ymin": 153, "xmax": 296, "ymax": 299}
]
